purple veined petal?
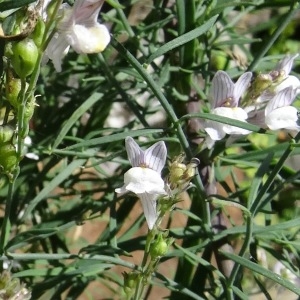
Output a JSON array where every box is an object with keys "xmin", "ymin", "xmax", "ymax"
[
  {"xmin": 125, "ymin": 137, "xmax": 144, "ymax": 167},
  {"xmin": 275, "ymin": 54, "xmax": 298, "ymax": 76},
  {"xmin": 73, "ymin": 0, "xmax": 105, "ymax": 26},
  {"xmin": 144, "ymin": 141, "xmax": 167, "ymax": 173},
  {"xmin": 210, "ymin": 71, "xmax": 234, "ymax": 109},
  {"xmin": 139, "ymin": 193, "xmax": 159, "ymax": 230},
  {"xmin": 265, "ymin": 87, "xmax": 297, "ymax": 115},
  {"xmin": 233, "ymin": 72, "xmax": 252, "ymax": 106}
]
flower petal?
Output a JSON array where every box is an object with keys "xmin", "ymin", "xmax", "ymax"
[
  {"xmin": 274, "ymin": 75, "xmax": 300, "ymax": 94},
  {"xmin": 222, "ymin": 107, "xmax": 250, "ymax": 135},
  {"xmin": 67, "ymin": 24, "xmax": 110, "ymax": 53},
  {"xmin": 275, "ymin": 54, "xmax": 298, "ymax": 76},
  {"xmin": 265, "ymin": 87, "xmax": 297, "ymax": 115},
  {"xmin": 139, "ymin": 193, "xmax": 158, "ymax": 229},
  {"xmin": 122, "ymin": 167, "xmax": 166, "ymax": 195},
  {"xmin": 45, "ymin": 33, "xmax": 70, "ymax": 72},
  {"xmin": 144, "ymin": 141, "xmax": 167, "ymax": 173},
  {"xmin": 210, "ymin": 71, "xmax": 234, "ymax": 108},
  {"xmin": 125, "ymin": 137, "xmax": 144, "ymax": 167},
  {"xmin": 204, "ymin": 121, "xmax": 226, "ymax": 141},
  {"xmin": 73, "ymin": 0, "xmax": 105, "ymax": 25},
  {"xmin": 265, "ymin": 106, "xmax": 300, "ymax": 131},
  {"xmin": 233, "ymin": 72, "xmax": 252, "ymax": 106}
]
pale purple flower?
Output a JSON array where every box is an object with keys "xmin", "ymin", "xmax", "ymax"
[
  {"xmin": 257, "ymin": 54, "xmax": 300, "ymax": 103},
  {"xmin": 273, "ymin": 55, "xmax": 300, "ymax": 93},
  {"xmin": 265, "ymin": 87, "xmax": 300, "ymax": 131},
  {"xmin": 45, "ymin": 0, "xmax": 110, "ymax": 72},
  {"xmin": 204, "ymin": 71, "xmax": 252, "ymax": 148},
  {"xmin": 115, "ymin": 137, "xmax": 167, "ymax": 229}
]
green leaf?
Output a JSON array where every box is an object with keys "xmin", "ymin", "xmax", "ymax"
[
  {"xmin": 248, "ymin": 152, "xmax": 273, "ymax": 209},
  {"xmin": 220, "ymin": 251, "xmax": 300, "ymax": 296},
  {"xmin": 181, "ymin": 112, "xmax": 262, "ymax": 132},
  {"xmin": 65, "ymin": 128, "xmax": 165, "ymax": 150},
  {"xmin": 21, "ymin": 159, "xmax": 87, "ymax": 219},
  {"xmin": 0, "ymin": 0, "xmax": 36, "ymax": 12},
  {"xmin": 214, "ymin": 37, "xmax": 261, "ymax": 47},
  {"xmin": 146, "ymin": 14, "xmax": 219, "ymax": 63},
  {"xmin": 52, "ymin": 93, "xmax": 103, "ymax": 150}
]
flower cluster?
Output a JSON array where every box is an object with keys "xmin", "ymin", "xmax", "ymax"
[
  {"xmin": 115, "ymin": 137, "xmax": 199, "ymax": 230},
  {"xmin": 203, "ymin": 55, "xmax": 300, "ymax": 148},
  {"xmin": 0, "ymin": 270, "xmax": 31, "ymax": 300}
]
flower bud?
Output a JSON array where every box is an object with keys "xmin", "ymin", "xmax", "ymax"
[
  {"xmin": 123, "ymin": 271, "xmax": 139, "ymax": 297},
  {"xmin": 0, "ymin": 270, "xmax": 31, "ymax": 300},
  {"xmin": 10, "ymin": 38, "xmax": 38, "ymax": 78},
  {"xmin": 168, "ymin": 155, "xmax": 199, "ymax": 191},
  {"xmin": 0, "ymin": 143, "xmax": 18, "ymax": 173},
  {"xmin": 24, "ymin": 98, "xmax": 36, "ymax": 122},
  {"xmin": 249, "ymin": 73, "xmax": 273, "ymax": 100},
  {"xmin": 150, "ymin": 232, "xmax": 168, "ymax": 258}
]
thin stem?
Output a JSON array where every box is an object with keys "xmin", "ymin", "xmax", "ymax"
[
  {"xmin": 133, "ymin": 229, "xmax": 155, "ymax": 300},
  {"xmin": 0, "ymin": 167, "xmax": 19, "ymax": 255},
  {"xmin": 227, "ymin": 214, "xmax": 253, "ymax": 287},
  {"xmin": 247, "ymin": 1, "xmax": 299, "ymax": 72},
  {"xmin": 250, "ymin": 132, "xmax": 300, "ymax": 215}
]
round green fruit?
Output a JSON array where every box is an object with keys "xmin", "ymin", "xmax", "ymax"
[
  {"xmin": 0, "ymin": 143, "xmax": 18, "ymax": 173},
  {"xmin": 11, "ymin": 39, "xmax": 38, "ymax": 78}
]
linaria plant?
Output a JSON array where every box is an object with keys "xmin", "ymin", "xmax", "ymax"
[{"xmin": 0, "ymin": 1, "xmax": 300, "ymax": 300}]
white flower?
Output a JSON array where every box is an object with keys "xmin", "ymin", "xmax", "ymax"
[
  {"xmin": 45, "ymin": 0, "xmax": 110, "ymax": 72},
  {"xmin": 270, "ymin": 54, "xmax": 300, "ymax": 94},
  {"xmin": 204, "ymin": 71, "xmax": 252, "ymax": 148},
  {"xmin": 115, "ymin": 137, "xmax": 167, "ymax": 229},
  {"xmin": 265, "ymin": 87, "xmax": 300, "ymax": 131}
]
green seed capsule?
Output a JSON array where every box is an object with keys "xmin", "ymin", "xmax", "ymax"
[
  {"xmin": 6, "ymin": 77, "xmax": 22, "ymax": 108},
  {"xmin": 11, "ymin": 38, "xmax": 38, "ymax": 78},
  {"xmin": 0, "ymin": 143, "xmax": 18, "ymax": 173},
  {"xmin": 0, "ymin": 126, "xmax": 15, "ymax": 144},
  {"xmin": 24, "ymin": 97, "xmax": 36, "ymax": 121},
  {"xmin": 150, "ymin": 233, "xmax": 168, "ymax": 258}
]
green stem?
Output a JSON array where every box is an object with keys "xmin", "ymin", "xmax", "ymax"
[
  {"xmin": 0, "ymin": 167, "xmax": 19, "ymax": 256},
  {"xmin": 0, "ymin": 0, "xmax": 63, "ymax": 259},
  {"xmin": 227, "ymin": 214, "xmax": 253, "ymax": 287},
  {"xmin": 247, "ymin": 1, "xmax": 299, "ymax": 72},
  {"xmin": 133, "ymin": 229, "xmax": 155, "ymax": 300},
  {"xmin": 250, "ymin": 132, "xmax": 300, "ymax": 215}
]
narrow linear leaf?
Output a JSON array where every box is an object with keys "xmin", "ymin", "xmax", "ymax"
[
  {"xmin": 146, "ymin": 14, "xmax": 219, "ymax": 63},
  {"xmin": 52, "ymin": 93, "xmax": 103, "ymax": 149},
  {"xmin": 214, "ymin": 38, "xmax": 261, "ymax": 47},
  {"xmin": 220, "ymin": 251, "xmax": 300, "ymax": 296},
  {"xmin": 248, "ymin": 152, "xmax": 273, "ymax": 208},
  {"xmin": 6, "ymin": 221, "xmax": 77, "ymax": 252},
  {"xmin": 22, "ymin": 159, "xmax": 86, "ymax": 219},
  {"xmin": 181, "ymin": 112, "xmax": 262, "ymax": 132},
  {"xmin": 0, "ymin": 0, "xmax": 36, "ymax": 12},
  {"xmin": 65, "ymin": 128, "xmax": 165, "ymax": 150}
]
